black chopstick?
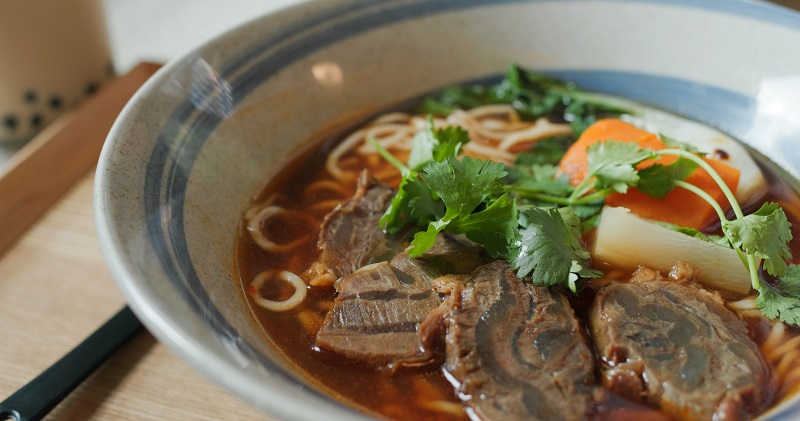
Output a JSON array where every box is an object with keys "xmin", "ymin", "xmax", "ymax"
[{"xmin": 0, "ymin": 306, "xmax": 143, "ymax": 421}]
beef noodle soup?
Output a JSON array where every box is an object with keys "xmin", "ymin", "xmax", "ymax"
[{"xmin": 235, "ymin": 66, "xmax": 800, "ymax": 420}]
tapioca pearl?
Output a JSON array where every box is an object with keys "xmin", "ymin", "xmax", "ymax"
[
  {"xmin": 49, "ymin": 95, "xmax": 62, "ymax": 110},
  {"xmin": 2, "ymin": 114, "xmax": 18, "ymax": 131},
  {"xmin": 85, "ymin": 81, "xmax": 98, "ymax": 95},
  {"xmin": 30, "ymin": 113, "xmax": 43, "ymax": 128},
  {"xmin": 24, "ymin": 90, "xmax": 37, "ymax": 104}
]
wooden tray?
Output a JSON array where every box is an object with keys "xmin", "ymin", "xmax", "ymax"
[{"xmin": 0, "ymin": 63, "xmax": 272, "ymax": 420}]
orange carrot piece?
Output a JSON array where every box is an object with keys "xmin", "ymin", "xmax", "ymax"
[{"xmin": 558, "ymin": 119, "xmax": 740, "ymax": 230}]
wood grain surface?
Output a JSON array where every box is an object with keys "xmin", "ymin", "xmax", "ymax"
[{"xmin": 0, "ymin": 170, "xmax": 274, "ymax": 420}]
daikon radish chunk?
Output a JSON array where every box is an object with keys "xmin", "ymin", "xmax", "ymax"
[{"xmin": 592, "ymin": 207, "xmax": 752, "ymax": 294}]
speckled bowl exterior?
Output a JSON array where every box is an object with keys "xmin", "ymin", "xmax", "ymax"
[{"xmin": 94, "ymin": 1, "xmax": 800, "ymax": 420}]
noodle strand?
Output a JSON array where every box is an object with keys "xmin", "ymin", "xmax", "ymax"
[
  {"xmin": 246, "ymin": 205, "xmax": 308, "ymax": 253},
  {"xmin": 250, "ymin": 270, "xmax": 308, "ymax": 312}
]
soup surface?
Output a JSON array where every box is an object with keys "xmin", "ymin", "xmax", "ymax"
[{"xmin": 236, "ymin": 67, "xmax": 800, "ymax": 420}]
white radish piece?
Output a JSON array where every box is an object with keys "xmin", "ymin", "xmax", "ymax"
[{"xmin": 591, "ymin": 207, "xmax": 752, "ymax": 294}]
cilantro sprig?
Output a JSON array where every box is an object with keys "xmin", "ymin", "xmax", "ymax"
[
  {"xmin": 508, "ymin": 137, "xmax": 701, "ymax": 220},
  {"xmin": 371, "ymin": 120, "xmax": 519, "ymax": 258},
  {"xmin": 539, "ymin": 138, "xmax": 799, "ymax": 325},
  {"xmin": 512, "ymin": 207, "xmax": 602, "ymax": 292},
  {"xmin": 375, "ymin": 118, "xmax": 469, "ymax": 234},
  {"xmin": 411, "ymin": 157, "xmax": 514, "ymax": 257},
  {"xmin": 370, "ymin": 119, "xmax": 599, "ymax": 292}
]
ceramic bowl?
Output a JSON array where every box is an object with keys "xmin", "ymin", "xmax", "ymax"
[{"xmin": 94, "ymin": 1, "xmax": 800, "ymax": 419}]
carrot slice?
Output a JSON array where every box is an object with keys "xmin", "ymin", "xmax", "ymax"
[{"xmin": 558, "ymin": 119, "xmax": 740, "ymax": 230}]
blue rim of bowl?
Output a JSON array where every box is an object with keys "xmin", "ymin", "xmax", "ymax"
[{"xmin": 106, "ymin": 0, "xmax": 800, "ymax": 419}]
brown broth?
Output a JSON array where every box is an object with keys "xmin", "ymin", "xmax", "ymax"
[
  {"xmin": 236, "ymin": 127, "xmax": 466, "ymax": 420},
  {"xmin": 235, "ymin": 111, "xmax": 800, "ymax": 420}
]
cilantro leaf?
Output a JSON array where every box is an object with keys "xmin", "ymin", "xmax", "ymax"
[
  {"xmin": 781, "ymin": 265, "xmax": 800, "ymax": 296},
  {"xmin": 637, "ymin": 158, "xmax": 699, "ymax": 199},
  {"xmin": 636, "ymin": 165, "xmax": 675, "ymax": 198},
  {"xmin": 511, "ymin": 207, "xmax": 600, "ymax": 292},
  {"xmin": 511, "ymin": 164, "xmax": 573, "ymax": 197},
  {"xmin": 569, "ymin": 202, "xmax": 603, "ymax": 218},
  {"xmin": 579, "ymin": 211, "xmax": 603, "ymax": 232},
  {"xmin": 723, "ymin": 202, "xmax": 793, "ymax": 277},
  {"xmin": 406, "ymin": 118, "xmax": 470, "ymax": 171},
  {"xmin": 586, "ymin": 141, "xmax": 654, "ymax": 193},
  {"xmin": 432, "ymin": 125, "xmax": 470, "ymax": 161},
  {"xmin": 380, "ymin": 174, "xmax": 441, "ymax": 233},
  {"xmin": 406, "ymin": 128, "xmax": 438, "ymax": 171},
  {"xmin": 756, "ymin": 284, "xmax": 800, "ymax": 326},
  {"xmin": 377, "ymin": 118, "xmax": 468, "ymax": 233},
  {"xmin": 405, "ymin": 177, "xmax": 443, "ymax": 223},
  {"xmin": 557, "ymin": 207, "xmax": 588, "ymax": 259},
  {"xmin": 755, "ymin": 265, "xmax": 800, "ymax": 325},
  {"xmin": 380, "ymin": 176, "xmax": 410, "ymax": 233},
  {"xmin": 421, "ymin": 157, "xmax": 507, "ymax": 221},
  {"xmin": 378, "ymin": 169, "xmax": 442, "ymax": 234},
  {"xmin": 513, "ymin": 135, "xmax": 573, "ymax": 167},
  {"xmin": 449, "ymin": 193, "xmax": 517, "ymax": 257},
  {"xmin": 660, "ymin": 134, "xmax": 702, "ymax": 154},
  {"xmin": 499, "ymin": 64, "xmax": 572, "ymax": 118},
  {"xmin": 405, "ymin": 157, "xmax": 509, "ymax": 257},
  {"xmin": 409, "ymin": 219, "xmax": 449, "ymax": 257}
]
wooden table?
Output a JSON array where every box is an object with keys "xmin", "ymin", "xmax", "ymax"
[{"xmin": 0, "ymin": 64, "xmax": 273, "ymax": 420}]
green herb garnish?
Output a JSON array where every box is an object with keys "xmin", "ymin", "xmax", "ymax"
[
  {"xmin": 369, "ymin": 118, "xmax": 597, "ymax": 291},
  {"xmin": 374, "ymin": 66, "xmax": 799, "ymax": 325},
  {"xmin": 419, "ymin": 64, "xmax": 631, "ymax": 137}
]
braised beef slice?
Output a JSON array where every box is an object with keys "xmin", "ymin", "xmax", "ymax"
[
  {"xmin": 315, "ymin": 261, "xmax": 441, "ymax": 366},
  {"xmin": 590, "ymin": 280, "xmax": 772, "ymax": 421},
  {"xmin": 316, "ymin": 234, "xmax": 485, "ymax": 367},
  {"xmin": 390, "ymin": 233, "xmax": 485, "ymax": 285},
  {"xmin": 444, "ymin": 261, "xmax": 596, "ymax": 421},
  {"xmin": 315, "ymin": 172, "xmax": 400, "ymax": 279}
]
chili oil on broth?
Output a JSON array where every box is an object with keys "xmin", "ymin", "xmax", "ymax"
[{"xmin": 235, "ymin": 98, "xmax": 800, "ymax": 420}]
